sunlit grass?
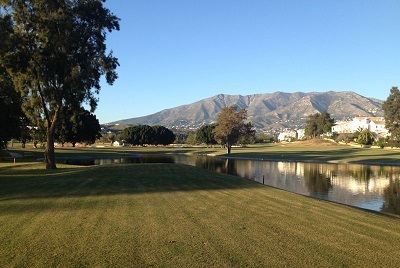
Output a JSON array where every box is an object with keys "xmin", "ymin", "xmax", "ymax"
[{"xmin": 1, "ymin": 163, "xmax": 399, "ymax": 267}]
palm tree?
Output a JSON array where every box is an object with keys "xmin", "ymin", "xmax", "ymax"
[{"xmin": 356, "ymin": 127, "xmax": 376, "ymax": 146}]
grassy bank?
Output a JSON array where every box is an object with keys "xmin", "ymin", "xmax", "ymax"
[
  {"xmin": 226, "ymin": 140, "xmax": 400, "ymax": 165},
  {"xmin": 1, "ymin": 162, "xmax": 399, "ymax": 267}
]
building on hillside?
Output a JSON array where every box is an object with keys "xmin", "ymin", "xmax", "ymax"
[
  {"xmin": 297, "ymin": 129, "xmax": 305, "ymax": 140},
  {"xmin": 331, "ymin": 117, "xmax": 389, "ymax": 137},
  {"xmin": 278, "ymin": 129, "xmax": 305, "ymax": 142}
]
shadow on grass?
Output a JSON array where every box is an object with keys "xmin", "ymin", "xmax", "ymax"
[{"xmin": 0, "ymin": 163, "xmax": 260, "ymax": 202}]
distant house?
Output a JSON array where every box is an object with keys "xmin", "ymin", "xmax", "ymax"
[
  {"xmin": 112, "ymin": 140, "xmax": 124, "ymax": 147},
  {"xmin": 332, "ymin": 117, "xmax": 389, "ymax": 137},
  {"xmin": 278, "ymin": 129, "xmax": 304, "ymax": 142}
]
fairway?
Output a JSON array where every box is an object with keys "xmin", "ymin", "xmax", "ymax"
[{"xmin": 0, "ymin": 162, "xmax": 399, "ymax": 267}]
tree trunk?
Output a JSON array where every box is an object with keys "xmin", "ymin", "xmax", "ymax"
[
  {"xmin": 226, "ymin": 143, "xmax": 231, "ymax": 154},
  {"xmin": 44, "ymin": 129, "xmax": 57, "ymax": 169}
]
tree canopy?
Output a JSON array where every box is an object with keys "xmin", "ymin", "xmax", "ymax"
[
  {"xmin": 120, "ymin": 125, "xmax": 175, "ymax": 146},
  {"xmin": 0, "ymin": 0, "xmax": 119, "ymax": 168},
  {"xmin": 0, "ymin": 66, "xmax": 22, "ymax": 148},
  {"xmin": 55, "ymin": 107, "xmax": 101, "ymax": 147},
  {"xmin": 304, "ymin": 111, "xmax": 334, "ymax": 138},
  {"xmin": 196, "ymin": 124, "xmax": 217, "ymax": 145},
  {"xmin": 213, "ymin": 106, "xmax": 255, "ymax": 154},
  {"xmin": 355, "ymin": 127, "xmax": 376, "ymax": 146},
  {"xmin": 382, "ymin": 87, "xmax": 400, "ymax": 142}
]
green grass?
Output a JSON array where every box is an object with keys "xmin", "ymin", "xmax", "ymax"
[
  {"xmin": 1, "ymin": 162, "xmax": 400, "ymax": 267},
  {"xmin": 226, "ymin": 142, "xmax": 400, "ymax": 165}
]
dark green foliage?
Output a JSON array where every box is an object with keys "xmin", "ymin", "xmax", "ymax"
[
  {"xmin": 120, "ymin": 125, "xmax": 175, "ymax": 146},
  {"xmin": 255, "ymin": 133, "xmax": 275, "ymax": 143},
  {"xmin": 174, "ymin": 130, "xmax": 193, "ymax": 144},
  {"xmin": 0, "ymin": 66, "xmax": 22, "ymax": 148},
  {"xmin": 152, "ymin": 125, "xmax": 176, "ymax": 145},
  {"xmin": 304, "ymin": 111, "xmax": 334, "ymax": 138},
  {"xmin": 355, "ymin": 127, "xmax": 376, "ymax": 146},
  {"xmin": 0, "ymin": 1, "xmax": 119, "ymax": 168},
  {"xmin": 382, "ymin": 87, "xmax": 400, "ymax": 142},
  {"xmin": 30, "ymin": 125, "xmax": 46, "ymax": 148},
  {"xmin": 238, "ymin": 122, "xmax": 256, "ymax": 145},
  {"xmin": 196, "ymin": 124, "xmax": 217, "ymax": 145},
  {"xmin": 55, "ymin": 107, "xmax": 101, "ymax": 147}
]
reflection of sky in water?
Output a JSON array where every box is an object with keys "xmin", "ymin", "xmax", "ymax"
[
  {"xmin": 164, "ymin": 156, "xmax": 399, "ymax": 214},
  {"xmin": 357, "ymin": 198, "xmax": 384, "ymax": 211},
  {"xmin": 199, "ymin": 158, "xmax": 398, "ymax": 214}
]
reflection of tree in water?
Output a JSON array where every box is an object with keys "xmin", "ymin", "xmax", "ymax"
[
  {"xmin": 194, "ymin": 157, "xmax": 238, "ymax": 176},
  {"xmin": 352, "ymin": 166, "xmax": 373, "ymax": 182},
  {"xmin": 304, "ymin": 165, "xmax": 332, "ymax": 195},
  {"xmin": 381, "ymin": 177, "xmax": 400, "ymax": 214},
  {"xmin": 224, "ymin": 159, "xmax": 238, "ymax": 176}
]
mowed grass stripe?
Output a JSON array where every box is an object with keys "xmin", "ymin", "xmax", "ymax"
[{"xmin": 0, "ymin": 163, "xmax": 399, "ymax": 267}]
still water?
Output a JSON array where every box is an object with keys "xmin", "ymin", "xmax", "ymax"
[{"xmin": 60, "ymin": 154, "xmax": 400, "ymax": 214}]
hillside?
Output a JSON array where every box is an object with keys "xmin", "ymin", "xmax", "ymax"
[{"xmin": 109, "ymin": 91, "xmax": 383, "ymax": 131}]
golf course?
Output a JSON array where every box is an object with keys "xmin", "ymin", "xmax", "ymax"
[{"xmin": 1, "ymin": 140, "xmax": 400, "ymax": 267}]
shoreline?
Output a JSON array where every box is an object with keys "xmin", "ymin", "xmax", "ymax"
[{"xmin": 215, "ymin": 154, "xmax": 400, "ymax": 167}]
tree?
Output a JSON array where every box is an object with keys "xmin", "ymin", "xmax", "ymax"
[
  {"xmin": 355, "ymin": 127, "xmax": 376, "ymax": 146},
  {"xmin": 196, "ymin": 124, "xmax": 217, "ymax": 146},
  {"xmin": 238, "ymin": 122, "xmax": 256, "ymax": 145},
  {"xmin": 304, "ymin": 111, "xmax": 334, "ymax": 138},
  {"xmin": 120, "ymin": 125, "xmax": 175, "ymax": 146},
  {"xmin": 213, "ymin": 106, "xmax": 255, "ymax": 154},
  {"xmin": 185, "ymin": 134, "xmax": 197, "ymax": 145},
  {"xmin": 0, "ymin": 66, "xmax": 22, "ymax": 148},
  {"xmin": 0, "ymin": 1, "xmax": 119, "ymax": 169},
  {"xmin": 174, "ymin": 130, "xmax": 193, "ymax": 144},
  {"xmin": 382, "ymin": 87, "xmax": 400, "ymax": 142},
  {"xmin": 139, "ymin": 125, "xmax": 155, "ymax": 145},
  {"xmin": 30, "ymin": 125, "xmax": 46, "ymax": 149},
  {"xmin": 55, "ymin": 108, "xmax": 101, "ymax": 147},
  {"xmin": 120, "ymin": 126, "xmax": 141, "ymax": 145},
  {"xmin": 152, "ymin": 126, "xmax": 175, "ymax": 145}
]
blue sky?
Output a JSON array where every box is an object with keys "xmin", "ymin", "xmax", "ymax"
[{"xmin": 96, "ymin": 0, "xmax": 400, "ymax": 123}]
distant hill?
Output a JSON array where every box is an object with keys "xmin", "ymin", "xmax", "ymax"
[{"xmin": 109, "ymin": 91, "xmax": 384, "ymax": 131}]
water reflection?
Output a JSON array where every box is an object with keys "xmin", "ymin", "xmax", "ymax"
[
  {"xmin": 382, "ymin": 177, "xmax": 400, "ymax": 214},
  {"xmin": 59, "ymin": 154, "xmax": 400, "ymax": 214},
  {"xmin": 178, "ymin": 156, "xmax": 400, "ymax": 215},
  {"xmin": 304, "ymin": 165, "xmax": 332, "ymax": 197}
]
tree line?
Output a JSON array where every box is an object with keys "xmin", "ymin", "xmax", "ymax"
[{"xmin": 119, "ymin": 125, "xmax": 175, "ymax": 146}]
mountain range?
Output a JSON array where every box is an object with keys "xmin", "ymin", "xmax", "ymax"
[{"xmin": 109, "ymin": 91, "xmax": 384, "ymax": 131}]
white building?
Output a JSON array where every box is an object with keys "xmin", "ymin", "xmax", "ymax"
[
  {"xmin": 278, "ymin": 129, "xmax": 305, "ymax": 142},
  {"xmin": 112, "ymin": 140, "xmax": 124, "ymax": 146},
  {"xmin": 331, "ymin": 117, "xmax": 389, "ymax": 137}
]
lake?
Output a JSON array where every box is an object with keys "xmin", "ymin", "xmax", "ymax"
[{"xmin": 60, "ymin": 154, "xmax": 400, "ymax": 214}]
